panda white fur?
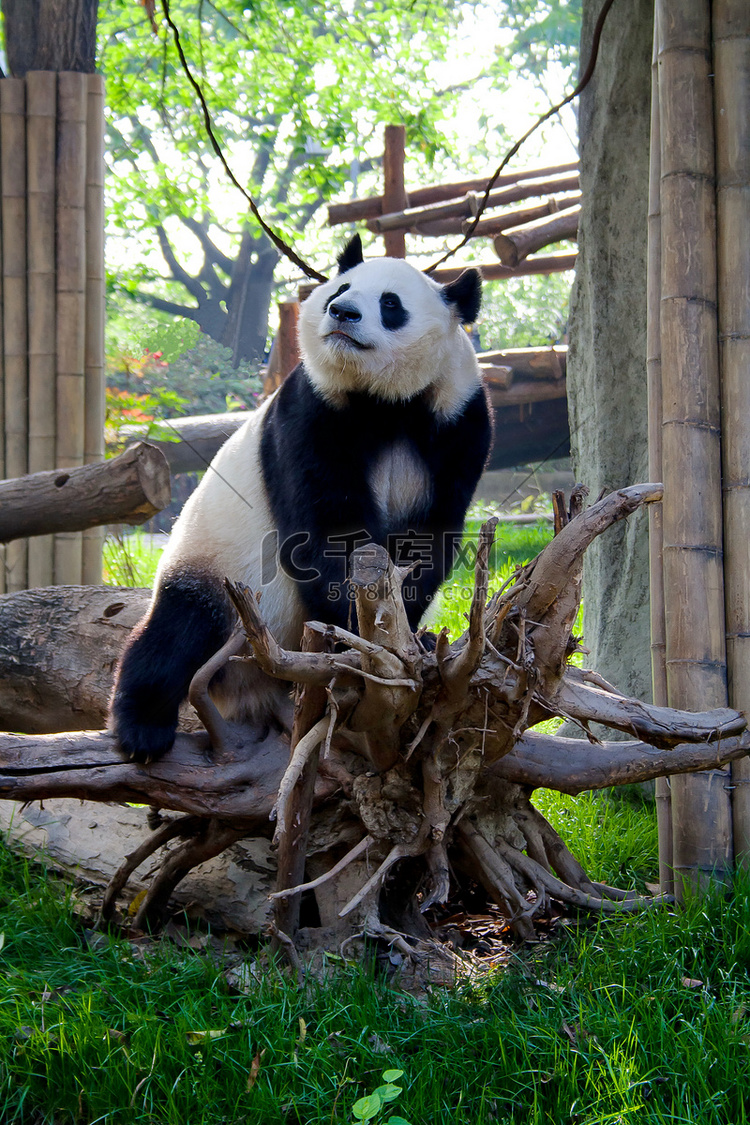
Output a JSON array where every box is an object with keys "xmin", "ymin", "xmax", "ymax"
[{"xmin": 110, "ymin": 235, "xmax": 493, "ymax": 762}]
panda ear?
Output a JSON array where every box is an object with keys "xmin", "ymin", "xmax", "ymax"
[
  {"xmin": 337, "ymin": 234, "xmax": 364, "ymax": 274},
  {"xmin": 443, "ymin": 268, "xmax": 482, "ymax": 325}
]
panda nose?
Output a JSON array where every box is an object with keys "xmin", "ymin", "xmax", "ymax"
[{"xmin": 328, "ymin": 300, "xmax": 361, "ymax": 323}]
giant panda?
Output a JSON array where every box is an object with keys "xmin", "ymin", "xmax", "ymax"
[{"xmin": 110, "ymin": 235, "xmax": 493, "ymax": 763}]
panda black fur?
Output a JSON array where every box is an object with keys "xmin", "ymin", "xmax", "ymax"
[{"xmin": 110, "ymin": 235, "xmax": 493, "ymax": 762}]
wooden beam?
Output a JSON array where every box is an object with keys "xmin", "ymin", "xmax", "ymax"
[
  {"xmin": 488, "ymin": 378, "xmax": 567, "ymax": 408},
  {"xmin": 382, "ymin": 125, "xmax": 407, "ymax": 258},
  {"xmin": 429, "ymin": 252, "xmax": 577, "ymax": 283},
  {"xmin": 327, "ymin": 161, "xmax": 579, "ymax": 225},
  {"xmin": 478, "ymin": 345, "xmax": 567, "ymax": 380},
  {"xmin": 367, "ymin": 172, "xmax": 580, "ymax": 234},
  {"xmin": 493, "ymin": 206, "xmax": 580, "ymax": 267}
]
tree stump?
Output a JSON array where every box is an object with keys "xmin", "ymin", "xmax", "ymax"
[{"xmin": 0, "ymin": 484, "xmax": 747, "ymax": 970}]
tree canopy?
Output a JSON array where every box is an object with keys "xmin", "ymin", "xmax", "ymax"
[
  {"xmin": 98, "ymin": 0, "xmax": 580, "ymax": 366},
  {"xmin": 100, "ymin": 0, "xmax": 485, "ymax": 364}
]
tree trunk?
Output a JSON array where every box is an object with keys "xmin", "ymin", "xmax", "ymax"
[
  {"xmin": 221, "ymin": 232, "xmax": 279, "ymax": 366},
  {"xmin": 567, "ymin": 0, "xmax": 654, "ymax": 710},
  {"xmin": 2, "ymin": 0, "xmax": 98, "ymax": 77}
]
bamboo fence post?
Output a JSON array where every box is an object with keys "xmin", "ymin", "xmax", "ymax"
[
  {"xmin": 1, "ymin": 79, "xmax": 28, "ymax": 593},
  {"xmin": 713, "ymin": 1, "xmax": 750, "ymax": 863},
  {"xmin": 646, "ymin": 10, "xmax": 672, "ymax": 894},
  {"xmin": 82, "ymin": 73, "xmax": 106, "ymax": 584},
  {"xmin": 382, "ymin": 125, "xmax": 407, "ymax": 259},
  {"xmin": 657, "ymin": 0, "xmax": 732, "ymax": 895},
  {"xmin": 26, "ymin": 71, "xmax": 57, "ymax": 589},
  {"xmin": 55, "ymin": 73, "xmax": 88, "ymax": 585}
]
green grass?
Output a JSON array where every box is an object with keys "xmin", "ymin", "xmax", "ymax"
[
  {"xmin": 429, "ymin": 516, "xmax": 553, "ymax": 639},
  {"xmin": 0, "ymin": 837, "xmax": 749, "ymax": 1124},
  {"xmin": 103, "ymin": 530, "xmax": 166, "ymax": 588},
  {"xmin": 534, "ymin": 787, "xmax": 659, "ymax": 892}
]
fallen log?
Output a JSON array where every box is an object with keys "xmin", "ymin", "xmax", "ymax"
[
  {"xmin": 121, "ymin": 413, "xmax": 250, "ymax": 475},
  {"xmin": 0, "ymin": 585, "xmax": 149, "ymax": 732},
  {"xmin": 0, "ymin": 442, "xmax": 170, "ymax": 543}
]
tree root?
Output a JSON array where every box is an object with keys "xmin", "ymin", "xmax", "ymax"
[
  {"xmin": 131, "ymin": 818, "xmax": 250, "ymax": 931},
  {"xmin": 269, "ymin": 835, "xmax": 375, "ymax": 901},
  {"xmin": 99, "ymin": 813, "xmax": 205, "ymax": 925}
]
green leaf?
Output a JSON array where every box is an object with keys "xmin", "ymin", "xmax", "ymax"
[
  {"xmin": 382, "ymin": 1069, "xmax": 404, "ymax": 1083},
  {"xmin": 374, "ymin": 1083, "xmax": 401, "ymax": 1103},
  {"xmin": 352, "ymin": 1092, "xmax": 383, "ymax": 1121},
  {"xmin": 185, "ymin": 1027, "xmax": 228, "ymax": 1044}
]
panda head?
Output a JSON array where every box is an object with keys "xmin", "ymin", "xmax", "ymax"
[{"xmin": 298, "ymin": 235, "xmax": 482, "ymax": 417}]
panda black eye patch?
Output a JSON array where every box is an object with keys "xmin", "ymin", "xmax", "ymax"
[
  {"xmin": 324, "ymin": 283, "xmax": 350, "ymax": 313},
  {"xmin": 380, "ymin": 292, "xmax": 409, "ymax": 330}
]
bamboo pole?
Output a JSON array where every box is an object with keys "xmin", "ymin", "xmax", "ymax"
[
  {"xmin": 1, "ymin": 79, "xmax": 28, "ymax": 592},
  {"xmin": 55, "ymin": 73, "xmax": 88, "ymax": 585},
  {"xmin": 657, "ymin": 0, "xmax": 732, "ymax": 894},
  {"xmin": 82, "ymin": 74, "xmax": 106, "ymax": 584},
  {"xmin": 26, "ymin": 71, "xmax": 58, "ymax": 589},
  {"xmin": 382, "ymin": 125, "xmax": 407, "ymax": 258},
  {"xmin": 713, "ymin": 1, "xmax": 750, "ymax": 863},
  {"xmin": 647, "ymin": 11, "xmax": 672, "ymax": 894}
]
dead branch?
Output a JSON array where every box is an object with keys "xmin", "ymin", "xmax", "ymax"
[
  {"xmin": 345, "ymin": 544, "xmax": 423, "ymax": 770},
  {"xmin": 0, "ymin": 727, "xmax": 333, "ymax": 821},
  {"xmin": 552, "ymin": 668, "xmax": 745, "ymax": 746},
  {"xmin": 272, "ymin": 626, "xmax": 332, "ymax": 938}
]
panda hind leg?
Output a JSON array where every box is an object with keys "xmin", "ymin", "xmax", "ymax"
[{"xmin": 110, "ymin": 570, "xmax": 234, "ymax": 763}]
